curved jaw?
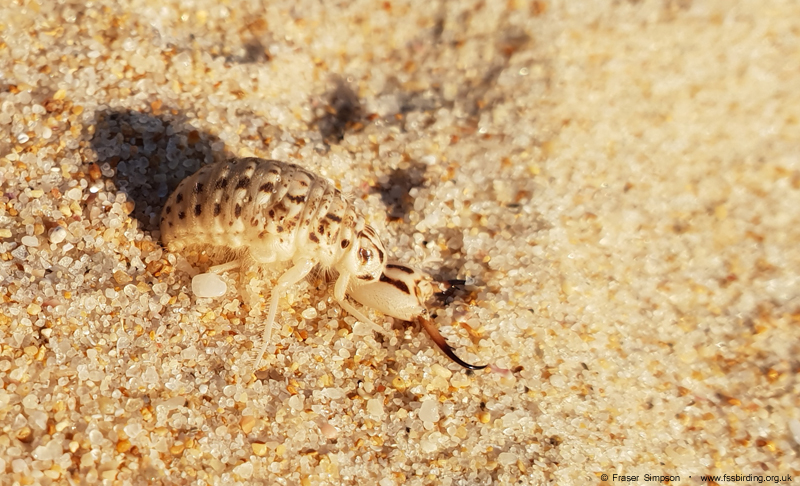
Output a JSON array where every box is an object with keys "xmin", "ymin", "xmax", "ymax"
[
  {"xmin": 417, "ymin": 315, "xmax": 487, "ymax": 370},
  {"xmin": 348, "ymin": 262, "xmax": 487, "ymax": 370}
]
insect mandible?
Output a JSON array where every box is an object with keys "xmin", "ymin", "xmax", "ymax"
[{"xmin": 160, "ymin": 158, "xmax": 486, "ymax": 370}]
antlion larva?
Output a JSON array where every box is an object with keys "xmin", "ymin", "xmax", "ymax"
[{"xmin": 160, "ymin": 158, "xmax": 486, "ymax": 370}]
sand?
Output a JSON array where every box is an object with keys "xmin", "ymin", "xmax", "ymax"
[{"xmin": 1, "ymin": 0, "xmax": 799, "ymax": 484}]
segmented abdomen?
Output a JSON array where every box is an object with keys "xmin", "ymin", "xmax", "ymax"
[{"xmin": 160, "ymin": 158, "xmax": 359, "ymax": 266}]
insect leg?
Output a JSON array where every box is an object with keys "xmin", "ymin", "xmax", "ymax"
[
  {"xmin": 254, "ymin": 258, "xmax": 316, "ymax": 368},
  {"xmin": 333, "ymin": 273, "xmax": 393, "ymax": 338},
  {"xmin": 209, "ymin": 260, "xmax": 241, "ymax": 274}
]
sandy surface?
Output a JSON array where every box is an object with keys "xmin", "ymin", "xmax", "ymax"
[{"xmin": 1, "ymin": 0, "xmax": 799, "ymax": 484}]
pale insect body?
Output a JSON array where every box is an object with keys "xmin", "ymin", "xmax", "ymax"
[{"xmin": 161, "ymin": 158, "xmax": 485, "ymax": 370}]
